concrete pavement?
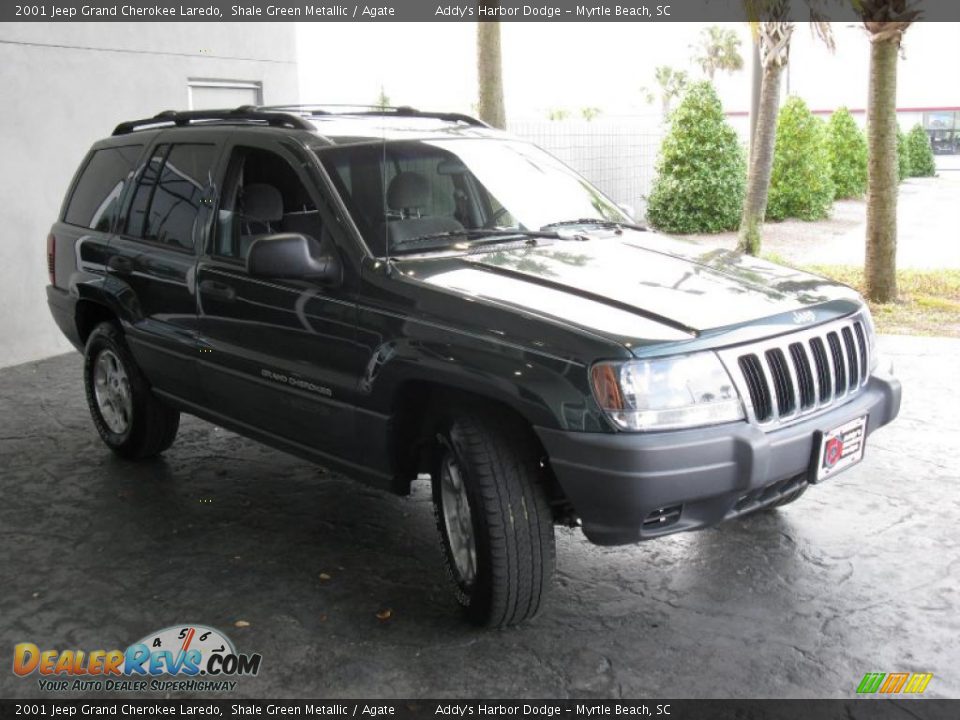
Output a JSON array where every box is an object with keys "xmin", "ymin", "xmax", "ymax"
[{"xmin": 0, "ymin": 336, "xmax": 957, "ymax": 699}]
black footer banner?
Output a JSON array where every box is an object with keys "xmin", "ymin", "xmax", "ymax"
[{"xmin": 0, "ymin": 699, "xmax": 958, "ymax": 720}]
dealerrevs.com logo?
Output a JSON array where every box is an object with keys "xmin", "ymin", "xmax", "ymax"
[{"xmin": 13, "ymin": 624, "xmax": 262, "ymax": 693}]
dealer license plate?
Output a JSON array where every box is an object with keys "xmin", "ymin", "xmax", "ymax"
[{"xmin": 815, "ymin": 415, "xmax": 868, "ymax": 482}]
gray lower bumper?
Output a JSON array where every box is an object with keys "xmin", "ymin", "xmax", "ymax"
[{"xmin": 536, "ymin": 374, "xmax": 902, "ymax": 546}]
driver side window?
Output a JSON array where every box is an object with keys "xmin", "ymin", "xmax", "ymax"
[{"xmin": 215, "ymin": 146, "xmax": 322, "ymax": 261}]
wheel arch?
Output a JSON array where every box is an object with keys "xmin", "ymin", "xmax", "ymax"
[
  {"xmin": 75, "ymin": 297, "xmax": 120, "ymax": 346},
  {"xmin": 74, "ymin": 283, "xmax": 133, "ymax": 346},
  {"xmin": 389, "ymin": 381, "xmax": 571, "ymax": 522}
]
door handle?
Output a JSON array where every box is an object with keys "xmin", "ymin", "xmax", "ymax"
[
  {"xmin": 107, "ymin": 255, "xmax": 133, "ymax": 275},
  {"xmin": 199, "ymin": 279, "xmax": 236, "ymax": 302}
]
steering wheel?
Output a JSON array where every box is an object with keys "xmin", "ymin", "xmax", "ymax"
[{"xmin": 482, "ymin": 206, "xmax": 510, "ymax": 229}]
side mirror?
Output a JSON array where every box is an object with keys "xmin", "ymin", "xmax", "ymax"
[
  {"xmin": 246, "ymin": 233, "xmax": 342, "ymax": 285},
  {"xmin": 617, "ymin": 203, "xmax": 636, "ymax": 221}
]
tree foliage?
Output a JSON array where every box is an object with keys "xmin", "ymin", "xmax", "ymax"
[
  {"xmin": 826, "ymin": 107, "xmax": 868, "ymax": 199},
  {"xmin": 896, "ymin": 126, "xmax": 911, "ymax": 182},
  {"xmin": 692, "ymin": 25, "xmax": 744, "ymax": 80},
  {"xmin": 653, "ymin": 66, "xmax": 689, "ymax": 118},
  {"xmin": 646, "ymin": 82, "xmax": 746, "ymax": 233},
  {"xmin": 767, "ymin": 97, "xmax": 835, "ymax": 221},
  {"xmin": 905, "ymin": 123, "xmax": 936, "ymax": 176}
]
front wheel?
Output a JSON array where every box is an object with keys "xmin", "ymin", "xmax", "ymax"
[{"xmin": 432, "ymin": 410, "xmax": 555, "ymax": 628}]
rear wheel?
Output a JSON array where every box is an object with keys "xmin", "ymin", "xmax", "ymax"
[
  {"xmin": 431, "ymin": 409, "xmax": 555, "ymax": 628},
  {"xmin": 83, "ymin": 321, "xmax": 180, "ymax": 459}
]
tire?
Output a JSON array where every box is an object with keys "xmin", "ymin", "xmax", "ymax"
[
  {"xmin": 83, "ymin": 321, "xmax": 180, "ymax": 460},
  {"xmin": 431, "ymin": 408, "xmax": 555, "ymax": 628}
]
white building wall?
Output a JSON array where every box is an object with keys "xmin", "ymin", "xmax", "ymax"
[{"xmin": 0, "ymin": 23, "xmax": 299, "ymax": 368}]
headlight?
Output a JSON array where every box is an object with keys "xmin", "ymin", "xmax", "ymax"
[{"xmin": 590, "ymin": 352, "xmax": 745, "ymax": 431}]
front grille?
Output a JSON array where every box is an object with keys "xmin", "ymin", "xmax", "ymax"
[{"xmin": 719, "ymin": 313, "xmax": 871, "ymax": 428}]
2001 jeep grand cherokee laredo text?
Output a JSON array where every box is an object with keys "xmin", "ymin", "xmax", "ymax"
[{"xmin": 46, "ymin": 105, "xmax": 901, "ymax": 627}]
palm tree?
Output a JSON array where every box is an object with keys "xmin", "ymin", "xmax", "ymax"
[
  {"xmin": 693, "ymin": 25, "xmax": 745, "ymax": 81},
  {"xmin": 737, "ymin": 15, "xmax": 832, "ymax": 256},
  {"xmin": 654, "ymin": 66, "xmax": 689, "ymax": 119},
  {"xmin": 854, "ymin": 2, "xmax": 918, "ymax": 302},
  {"xmin": 737, "ymin": 21, "xmax": 794, "ymax": 255},
  {"xmin": 477, "ymin": 15, "xmax": 506, "ymax": 129}
]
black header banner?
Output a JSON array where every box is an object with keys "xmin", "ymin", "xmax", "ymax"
[
  {"xmin": 0, "ymin": 699, "xmax": 958, "ymax": 720},
  {"xmin": 4, "ymin": 0, "xmax": 960, "ymax": 23}
]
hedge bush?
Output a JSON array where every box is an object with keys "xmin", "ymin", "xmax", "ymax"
[
  {"xmin": 897, "ymin": 126, "xmax": 911, "ymax": 182},
  {"xmin": 646, "ymin": 82, "xmax": 745, "ymax": 233},
  {"xmin": 767, "ymin": 97, "xmax": 835, "ymax": 221},
  {"xmin": 906, "ymin": 123, "xmax": 936, "ymax": 177},
  {"xmin": 826, "ymin": 107, "xmax": 867, "ymax": 199}
]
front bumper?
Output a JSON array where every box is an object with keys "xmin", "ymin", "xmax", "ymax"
[{"xmin": 536, "ymin": 374, "xmax": 901, "ymax": 546}]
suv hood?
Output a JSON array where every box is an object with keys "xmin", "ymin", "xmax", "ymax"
[{"xmin": 406, "ymin": 231, "xmax": 862, "ymax": 350}]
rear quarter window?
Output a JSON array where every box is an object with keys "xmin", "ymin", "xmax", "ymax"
[{"xmin": 64, "ymin": 145, "xmax": 143, "ymax": 231}]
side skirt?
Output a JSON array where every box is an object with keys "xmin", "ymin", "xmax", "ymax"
[{"xmin": 152, "ymin": 388, "xmax": 401, "ymax": 493}]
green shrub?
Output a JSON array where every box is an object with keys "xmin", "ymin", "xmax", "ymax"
[
  {"xmin": 897, "ymin": 126, "xmax": 911, "ymax": 182},
  {"xmin": 826, "ymin": 107, "xmax": 867, "ymax": 199},
  {"xmin": 906, "ymin": 123, "xmax": 936, "ymax": 177},
  {"xmin": 646, "ymin": 82, "xmax": 745, "ymax": 233},
  {"xmin": 767, "ymin": 97, "xmax": 835, "ymax": 221}
]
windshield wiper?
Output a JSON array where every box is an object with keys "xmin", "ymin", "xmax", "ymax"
[
  {"xmin": 392, "ymin": 228, "xmax": 561, "ymax": 253},
  {"xmin": 541, "ymin": 218, "xmax": 648, "ymax": 232}
]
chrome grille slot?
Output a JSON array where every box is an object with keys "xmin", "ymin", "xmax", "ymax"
[
  {"xmin": 827, "ymin": 331, "xmax": 847, "ymax": 397},
  {"xmin": 738, "ymin": 354, "xmax": 772, "ymax": 422},
  {"xmin": 854, "ymin": 321, "xmax": 868, "ymax": 381},
  {"xmin": 764, "ymin": 348, "xmax": 796, "ymax": 417},
  {"xmin": 789, "ymin": 342, "xmax": 816, "ymax": 409},
  {"xmin": 809, "ymin": 337, "xmax": 832, "ymax": 402},
  {"xmin": 718, "ymin": 312, "xmax": 871, "ymax": 430},
  {"xmin": 842, "ymin": 326, "xmax": 859, "ymax": 389}
]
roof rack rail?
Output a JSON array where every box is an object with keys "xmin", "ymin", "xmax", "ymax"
[
  {"xmin": 257, "ymin": 103, "xmax": 489, "ymax": 128},
  {"xmin": 112, "ymin": 107, "xmax": 314, "ymax": 136}
]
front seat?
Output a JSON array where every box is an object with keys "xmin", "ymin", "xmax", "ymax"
[
  {"xmin": 376, "ymin": 172, "xmax": 463, "ymax": 255},
  {"xmin": 239, "ymin": 183, "xmax": 283, "ymax": 257}
]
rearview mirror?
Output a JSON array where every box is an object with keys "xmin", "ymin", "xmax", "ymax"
[{"xmin": 246, "ymin": 233, "xmax": 342, "ymax": 285}]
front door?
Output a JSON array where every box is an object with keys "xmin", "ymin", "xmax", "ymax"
[{"xmin": 196, "ymin": 135, "xmax": 366, "ymax": 465}]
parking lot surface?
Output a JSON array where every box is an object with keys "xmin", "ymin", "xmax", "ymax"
[{"xmin": 1, "ymin": 335, "xmax": 957, "ymax": 699}]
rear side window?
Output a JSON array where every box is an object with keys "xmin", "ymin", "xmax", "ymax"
[
  {"xmin": 124, "ymin": 143, "xmax": 217, "ymax": 251},
  {"xmin": 64, "ymin": 145, "xmax": 142, "ymax": 231}
]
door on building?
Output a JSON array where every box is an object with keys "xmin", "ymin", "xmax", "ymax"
[{"xmin": 188, "ymin": 80, "xmax": 263, "ymax": 110}]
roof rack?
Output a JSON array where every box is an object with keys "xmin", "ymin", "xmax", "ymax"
[
  {"xmin": 257, "ymin": 103, "xmax": 489, "ymax": 128},
  {"xmin": 111, "ymin": 107, "xmax": 314, "ymax": 136}
]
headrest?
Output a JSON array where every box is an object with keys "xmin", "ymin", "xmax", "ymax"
[
  {"xmin": 241, "ymin": 183, "xmax": 283, "ymax": 223},
  {"xmin": 387, "ymin": 172, "xmax": 429, "ymax": 210}
]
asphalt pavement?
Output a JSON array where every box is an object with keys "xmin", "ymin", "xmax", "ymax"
[{"xmin": 0, "ymin": 335, "xmax": 957, "ymax": 699}]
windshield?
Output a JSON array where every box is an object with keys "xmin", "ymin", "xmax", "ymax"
[{"xmin": 316, "ymin": 139, "xmax": 629, "ymax": 256}]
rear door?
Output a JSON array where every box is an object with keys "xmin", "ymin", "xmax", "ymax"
[{"xmin": 107, "ymin": 130, "xmax": 224, "ymax": 398}]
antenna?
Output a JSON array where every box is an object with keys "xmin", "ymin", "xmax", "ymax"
[{"xmin": 381, "ymin": 107, "xmax": 391, "ymax": 274}]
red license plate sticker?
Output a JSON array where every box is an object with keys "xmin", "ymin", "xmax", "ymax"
[{"xmin": 816, "ymin": 415, "xmax": 868, "ymax": 481}]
